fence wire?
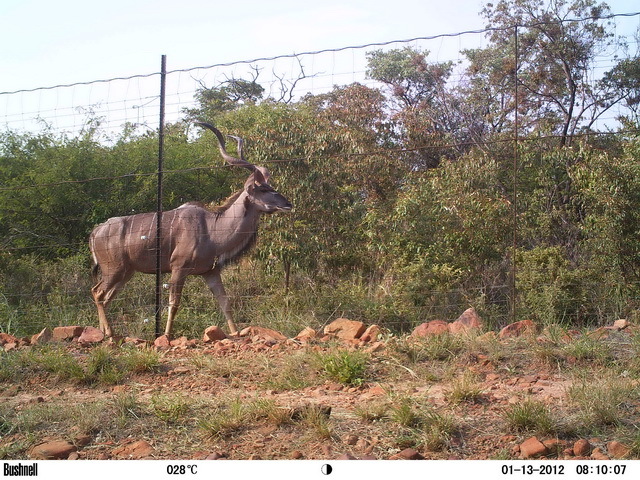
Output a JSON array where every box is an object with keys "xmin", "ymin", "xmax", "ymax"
[{"xmin": 1, "ymin": 13, "xmax": 640, "ymax": 338}]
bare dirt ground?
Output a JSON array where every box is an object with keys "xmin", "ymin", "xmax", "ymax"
[{"xmin": 1, "ymin": 319, "xmax": 640, "ymax": 461}]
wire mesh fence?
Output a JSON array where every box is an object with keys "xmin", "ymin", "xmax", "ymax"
[{"xmin": 1, "ymin": 12, "xmax": 640, "ymax": 339}]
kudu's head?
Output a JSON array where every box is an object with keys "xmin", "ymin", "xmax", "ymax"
[{"xmin": 196, "ymin": 122, "xmax": 293, "ymax": 214}]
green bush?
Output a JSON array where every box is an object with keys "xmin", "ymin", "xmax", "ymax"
[
  {"xmin": 316, "ymin": 350, "xmax": 369, "ymax": 386},
  {"xmin": 515, "ymin": 246, "xmax": 584, "ymax": 326}
]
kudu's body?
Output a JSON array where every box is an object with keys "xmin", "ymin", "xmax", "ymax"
[{"xmin": 89, "ymin": 123, "xmax": 292, "ymax": 338}]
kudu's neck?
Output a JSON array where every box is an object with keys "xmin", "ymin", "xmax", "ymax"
[
  {"xmin": 207, "ymin": 190, "xmax": 262, "ymax": 267},
  {"xmin": 209, "ymin": 190, "xmax": 261, "ymax": 238},
  {"xmin": 223, "ymin": 189, "xmax": 260, "ymax": 222}
]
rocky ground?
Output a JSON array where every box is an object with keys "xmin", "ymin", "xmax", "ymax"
[{"xmin": 1, "ymin": 310, "xmax": 639, "ymax": 461}]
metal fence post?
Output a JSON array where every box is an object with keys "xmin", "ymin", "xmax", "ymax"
[
  {"xmin": 155, "ymin": 54, "xmax": 167, "ymax": 338},
  {"xmin": 512, "ymin": 26, "xmax": 519, "ymax": 325}
]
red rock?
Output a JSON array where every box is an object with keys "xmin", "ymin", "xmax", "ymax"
[
  {"xmin": 573, "ymin": 439, "xmax": 591, "ymax": 456},
  {"xmin": 607, "ymin": 441, "xmax": 630, "ymax": 459},
  {"xmin": 239, "ymin": 326, "xmax": 287, "ymax": 342},
  {"xmin": 542, "ymin": 438, "xmax": 565, "ymax": 455},
  {"xmin": 412, "ymin": 320, "xmax": 449, "ymax": 337},
  {"xmin": 205, "ymin": 452, "xmax": 227, "ymax": 460},
  {"xmin": 360, "ymin": 324, "xmax": 381, "ymax": 343},
  {"xmin": 520, "ymin": 437, "xmax": 548, "ymax": 458},
  {"xmin": 499, "ymin": 320, "xmax": 537, "ymax": 339},
  {"xmin": 169, "ymin": 336, "xmax": 193, "ymax": 348},
  {"xmin": 448, "ymin": 322, "xmax": 466, "ymax": 335},
  {"xmin": 449, "ymin": 307, "xmax": 483, "ymax": 335},
  {"xmin": 0, "ymin": 332, "xmax": 18, "ymax": 345},
  {"xmin": 294, "ymin": 327, "xmax": 317, "ymax": 342},
  {"xmin": 203, "ymin": 326, "xmax": 227, "ymax": 342},
  {"xmin": 73, "ymin": 434, "xmax": 92, "ymax": 447},
  {"xmin": 153, "ymin": 334, "xmax": 171, "ymax": 350},
  {"xmin": 77, "ymin": 326, "xmax": 104, "ymax": 344},
  {"xmin": 337, "ymin": 453, "xmax": 357, "ymax": 459},
  {"xmin": 113, "ymin": 440, "xmax": 154, "ymax": 459},
  {"xmin": 591, "ymin": 447, "xmax": 609, "ymax": 460},
  {"xmin": 52, "ymin": 326, "xmax": 84, "ymax": 342},
  {"xmin": 367, "ymin": 385, "xmax": 386, "ymax": 396},
  {"xmin": 390, "ymin": 448, "xmax": 425, "ymax": 460},
  {"xmin": 365, "ymin": 341, "xmax": 385, "ymax": 353},
  {"xmin": 29, "ymin": 440, "xmax": 77, "ymax": 459},
  {"xmin": 344, "ymin": 434, "xmax": 359, "ymax": 445},
  {"xmin": 612, "ymin": 319, "xmax": 629, "ymax": 330},
  {"xmin": 324, "ymin": 318, "xmax": 367, "ymax": 340},
  {"xmin": 31, "ymin": 327, "xmax": 52, "ymax": 345}
]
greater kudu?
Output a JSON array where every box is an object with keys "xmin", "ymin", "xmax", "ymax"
[{"xmin": 89, "ymin": 123, "xmax": 292, "ymax": 338}]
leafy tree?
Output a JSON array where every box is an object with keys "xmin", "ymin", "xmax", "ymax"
[
  {"xmin": 458, "ymin": 44, "xmax": 518, "ymax": 146},
  {"xmin": 475, "ymin": 0, "xmax": 628, "ymax": 145},
  {"xmin": 366, "ymin": 47, "xmax": 455, "ymax": 168},
  {"xmin": 183, "ymin": 76, "xmax": 265, "ymax": 123},
  {"xmin": 385, "ymin": 151, "xmax": 512, "ymax": 321},
  {"xmin": 367, "ymin": 47, "xmax": 452, "ymax": 109},
  {"xmin": 602, "ymin": 56, "xmax": 640, "ymax": 125}
]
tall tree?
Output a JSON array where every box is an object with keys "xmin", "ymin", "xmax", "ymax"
[
  {"xmin": 183, "ymin": 76, "xmax": 265, "ymax": 123},
  {"xmin": 473, "ymin": 0, "xmax": 627, "ymax": 145},
  {"xmin": 366, "ymin": 47, "xmax": 455, "ymax": 168}
]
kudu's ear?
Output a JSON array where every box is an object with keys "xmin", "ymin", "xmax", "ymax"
[
  {"xmin": 244, "ymin": 168, "xmax": 268, "ymax": 194},
  {"xmin": 244, "ymin": 172, "xmax": 258, "ymax": 194},
  {"xmin": 253, "ymin": 167, "xmax": 268, "ymax": 185}
]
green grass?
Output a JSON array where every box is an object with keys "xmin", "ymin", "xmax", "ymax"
[
  {"xmin": 389, "ymin": 397, "xmax": 423, "ymax": 428},
  {"xmin": 0, "ymin": 344, "xmax": 161, "ymax": 386},
  {"xmin": 562, "ymin": 333, "xmax": 613, "ymax": 364},
  {"xmin": 260, "ymin": 352, "xmax": 316, "ymax": 391},
  {"xmin": 0, "ymin": 345, "xmax": 85, "ymax": 382},
  {"xmin": 296, "ymin": 404, "xmax": 333, "ymax": 440},
  {"xmin": 504, "ymin": 397, "xmax": 555, "ymax": 434},
  {"xmin": 354, "ymin": 401, "xmax": 389, "ymax": 423},
  {"xmin": 420, "ymin": 410, "xmax": 458, "ymax": 452},
  {"xmin": 567, "ymin": 374, "xmax": 639, "ymax": 430},
  {"xmin": 448, "ymin": 371, "xmax": 484, "ymax": 404},
  {"xmin": 388, "ymin": 334, "xmax": 464, "ymax": 364},
  {"xmin": 111, "ymin": 391, "xmax": 144, "ymax": 427},
  {"xmin": 149, "ymin": 394, "xmax": 192, "ymax": 424},
  {"xmin": 198, "ymin": 396, "xmax": 287, "ymax": 439},
  {"xmin": 315, "ymin": 349, "xmax": 369, "ymax": 386},
  {"xmin": 85, "ymin": 346, "xmax": 125, "ymax": 384},
  {"xmin": 380, "ymin": 395, "xmax": 460, "ymax": 452}
]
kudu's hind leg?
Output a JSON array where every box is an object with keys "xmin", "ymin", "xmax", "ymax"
[
  {"xmin": 91, "ymin": 269, "xmax": 134, "ymax": 337},
  {"xmin": 203, "ymin": 267, "xmax": 239, "ymax": 335}
]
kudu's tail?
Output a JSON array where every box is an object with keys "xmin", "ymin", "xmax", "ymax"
[
  {"xmin": 89, "ymin": 231, "xmax": 101, "ymax": 283},
  {"xmin": 91, "ymin": 261, "xmax": 101, "ymax": 282}
]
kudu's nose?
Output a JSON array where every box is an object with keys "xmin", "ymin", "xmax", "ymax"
[{"xmin": 282, "ymin": 201, "xmax": 293, "ymax": 211}]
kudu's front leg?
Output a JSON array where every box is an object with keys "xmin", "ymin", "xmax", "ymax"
[
  {"xmin": 203, "ymin": 267, "xmax": 239, "ymax": 335},
  {"xmin": 164, "ymin": 273, "xmax": 187, "ymax": 339}
]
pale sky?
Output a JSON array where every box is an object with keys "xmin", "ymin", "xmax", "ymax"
[
  {"xmin": 1, "ymin": 0, "xmax": 638, "ymax": 134},
  {"xmin": 2, "ymin": 0, "xmax": 639, "ymax": 91},
  {"xmin": 0, "ymin": 0, "xmax": 490, "ymax": 92}
]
